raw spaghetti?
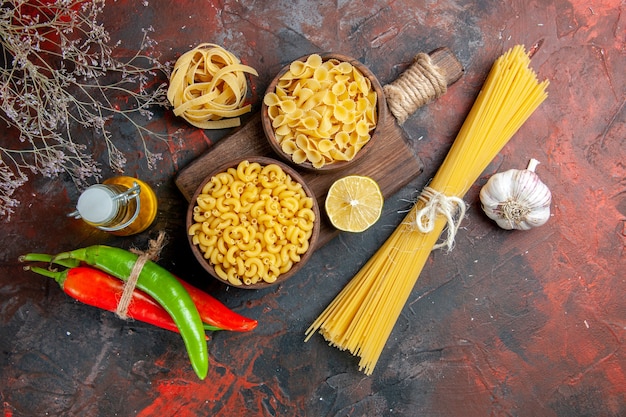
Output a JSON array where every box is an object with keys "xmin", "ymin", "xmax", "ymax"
[{"xmin": 305, "ymin": 45, "xmax": 549, "ymax": 375}]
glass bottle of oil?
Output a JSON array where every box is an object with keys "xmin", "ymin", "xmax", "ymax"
[{"xmin": 69, "ymin": 176, "xmax": 158, "ymax": 236}]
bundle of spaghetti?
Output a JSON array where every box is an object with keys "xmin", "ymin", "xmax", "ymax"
[{"xmin": 305, "ymin": 45, "xmax": 549, "ymax": 375}]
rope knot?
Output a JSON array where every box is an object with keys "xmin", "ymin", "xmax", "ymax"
[
  {"xmin": 383, "ymin": 53, "xmax": 447, "ymax": 125},
  {"xmin": 115, "ymin": 231, "xmax": 167, "ymax": 319},
  {"xmin": 413, "ymin": 187, "xmax": 466, "ymax": 252}
]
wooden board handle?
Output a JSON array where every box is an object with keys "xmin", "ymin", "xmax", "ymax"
[{"xmin": 384, "ymin": 47, "xmax": 463, "ymax": 124}]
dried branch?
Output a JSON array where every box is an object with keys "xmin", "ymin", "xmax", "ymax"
[{"xmin": 0, "ymin": 0, "xmax": 174, "ymax": 220}]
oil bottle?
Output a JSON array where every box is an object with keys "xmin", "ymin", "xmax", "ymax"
[{"xmin": 68, "ymin": 176, "xmax": 158, "ymax": 236}]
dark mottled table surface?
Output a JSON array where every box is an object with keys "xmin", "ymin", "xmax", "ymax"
[{"xmin": 1, "ymin": 1, "xmax": 625, "ymax": 416}]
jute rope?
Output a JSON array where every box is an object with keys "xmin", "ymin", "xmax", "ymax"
[
  {"xmin": 383, "ymin": 53, "xmax": 447, "ymax": 125},
  {"xmin": 413, "ymin": 187, "xmax": 466, "ymax": 252},
  {"xmin": 115, "ymin": 231, "xmax": 167, "ymax": 319}
]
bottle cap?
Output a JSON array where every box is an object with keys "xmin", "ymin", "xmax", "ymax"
[{"xmin": 75, "ymin": 185, "xmax": 117, "ymax": 224}]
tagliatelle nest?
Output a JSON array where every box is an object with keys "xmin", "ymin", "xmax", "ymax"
[{"xmin": 167, "ymin": 43, "xmax": 258, "ymax": 129}]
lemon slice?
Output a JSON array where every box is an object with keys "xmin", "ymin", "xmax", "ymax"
[{"xmin": 325, "ymin": 175, "xmax": 383, "ymax": 232}]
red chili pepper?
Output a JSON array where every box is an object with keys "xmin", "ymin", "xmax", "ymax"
[
  {"xmin": 27, "ymin": 265, "xmax": 214, "ymax": 336},
  {"xmin": 24, "ymin": 262, "xmax": 257, "ymax": 334},
  {"xmin": 175, "ymin": 277, "xmax": 258, "ymax": 332}
]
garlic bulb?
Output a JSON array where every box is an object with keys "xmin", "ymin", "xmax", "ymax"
[{"xmin": 479, "ymin": 159, "xmax": 552, "ymax": 230}]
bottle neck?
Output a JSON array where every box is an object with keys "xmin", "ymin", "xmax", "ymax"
[{"xmin": 71, "ymin": 183, "xmax": 141, "ymax": 231}]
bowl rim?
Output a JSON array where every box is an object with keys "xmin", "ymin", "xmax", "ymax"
[
  {"xmin": 261, "ymin": 52, "xmax": 386, "ymax": 173},
  {"xmin": 185, "ymin": 156, "xmax": 321, "ymax": 289}
]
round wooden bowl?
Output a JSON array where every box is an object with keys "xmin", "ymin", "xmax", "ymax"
[
  {"xmin": 261, "ymin": 53, "xmax": 386, "ymax": 172},
  {"xmin": 186, "ymin": 156, "xmax": 321, "ymax": 289}
]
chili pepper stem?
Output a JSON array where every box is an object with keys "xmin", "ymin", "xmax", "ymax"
[
  {"xmin": 20, "ymin": 253, "xmax": 81, "ymax": 269},
  {"xmin": 25, "ymin": 265, "xmax": 68, "ymax": 286},
  {"xmin": 53, "ymin": 248, "xmax": 88, "ymax": 264},
  {"xmin": 19, "ymin": 253, "xmax": 49, "ymax": 263}
]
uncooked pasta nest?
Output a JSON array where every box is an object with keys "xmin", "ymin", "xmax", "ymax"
[
  {"xmin": 264, "ymin": 54, "xmax": 378, "ymax": 169},
  {"xmin": 167, "ymin": 43, "xmax": 258, "ymax": 129}
]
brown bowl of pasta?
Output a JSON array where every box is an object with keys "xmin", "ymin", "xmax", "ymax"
[
  {"xmin": 186, "ymin": 156, "xmax": 321, "ymax": 289},
  {"xmin": 261, "ymin": 53, "xmax": 385, "ymax": 172}
]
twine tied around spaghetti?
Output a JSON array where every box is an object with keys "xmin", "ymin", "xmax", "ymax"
[
  {"xmin": 383, "ymin": 53, "xmax": 447, "ymax": 125},
  {"xmin": 413, "ymin": 187, "xmax": 467, "ymax": 252},
  {"xmin": 115, "ymin": 231, "xmax": 167, "ymax": 319}
]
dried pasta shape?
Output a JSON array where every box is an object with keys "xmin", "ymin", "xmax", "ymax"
[
  {"xmin": 292, "ymin": 150, "xmax": 308, "ymax": 164},
  {"xmin": 188, "ymin": 160, "xmax": 315, "ymax": 285},
  {"xmin": 281, "ymin": 139, "xmax": 299, "ymax": 155},
  {"xmin": 168, "ymin": 43, "xmax": 258, "ymax": 129},
  {"xmin": 264, "ymin": 54, "xmax": 378, "ymax": 167}
]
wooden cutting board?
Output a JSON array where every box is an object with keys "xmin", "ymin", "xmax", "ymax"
[
  {"xmin": 175, "ymin": 47, "xmax": 467, "ymax": 249},
  {"xmin": 175, "ymin": 109, "xmax": 423, "ymax": 249}
]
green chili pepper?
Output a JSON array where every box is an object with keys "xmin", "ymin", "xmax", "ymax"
[{"xmin": 52, "ymin": 245, "xmax": 209, "ymax": 380}]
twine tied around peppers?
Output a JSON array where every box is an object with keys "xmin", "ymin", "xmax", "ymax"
[
  {"xmin": 115, "ymin": 231, "xmax": 167, "ymax": 319},
  {"xmin": 383, "ymin": 53, "xmax": 447, "ymax": 125},
  {"xmin": 413, "ymin": 187, "xmax": 466, "ymax": 252}
]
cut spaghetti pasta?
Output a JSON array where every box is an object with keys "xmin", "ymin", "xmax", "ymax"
[{"xmin": 305, "ymin": 45, "xmax": 549, "ymax": 375}]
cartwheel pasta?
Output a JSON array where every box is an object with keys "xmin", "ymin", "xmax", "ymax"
[
  {"xmin": 167, "ymin": 43, "xmax": 258, "ymax": 129},
  {"xmin": 263, "ymin": 54, "xmax": 377, "ymax": 168},
  {"xmin": 188, "ymin": 160, "xmax": 316, "ymax": 286}
]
